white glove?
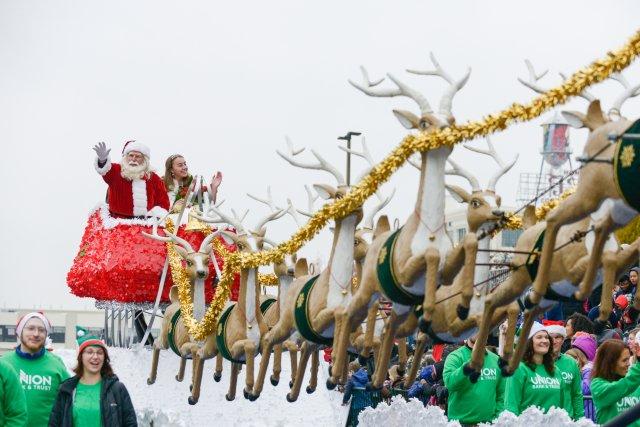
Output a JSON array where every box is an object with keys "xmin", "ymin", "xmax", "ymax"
[{"xmin": 93, "ymin": 142, "xmax": 111, "ymax": 161}]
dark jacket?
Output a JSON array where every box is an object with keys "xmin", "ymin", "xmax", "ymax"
[{"xmin": 49, "ymin": 375, "xmax": 137, "ymax": 427}]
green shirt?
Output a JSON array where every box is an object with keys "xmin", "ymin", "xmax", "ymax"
[
  {"xmin": 0, "ymin": 359, "xmax": 28, "ymax": 427},
  {"xmin": 504, "ymin": 362, "xmax": 564, "ymax": 415},
  {"xmin": 555, "ymin": 353, "xmax": 584, "ymax": 420},
  {"xmin": 1, "ymin": 350, "xmax": 70, "ymax": 427},
  {"xmin": 591, "ymin": 362, "xmax": 640, "ymax": 426},
  {"xmin": 73, "ymin": 381, "xmax": 102, "ymax": 427},
  {"xmin": 443, "ymin": 346, "xmax": 505, "ymax": 424}
]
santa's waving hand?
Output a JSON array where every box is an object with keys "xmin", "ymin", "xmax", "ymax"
[{"xmin": 93, "ymin": 141, "xmax": 170, "ymax": 219}]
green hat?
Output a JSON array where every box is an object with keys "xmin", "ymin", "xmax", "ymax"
[{"xmin": 76, "ymin": 326, "xmax": 106, "ymax": 353}]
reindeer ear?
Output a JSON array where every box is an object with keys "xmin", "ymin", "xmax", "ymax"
[
  {"xmin": 562, "ymin": 110, "xmax": 587, "ymax": 129},
  {"xmin": 393, "ymin": 110, "xmax": 420, "ymax": 129},
  {"xmin": 313, "ymin": 183, "xmax": 336, "ymax": 200},
  {"xmin": 522, "ymin": 205, "xmax": 538, "ymax": 229},
  {"xmin": 446, "ymin": 185, "xmax": 471, "ymax": 204},
  {"xmin": 294, "ymin": 258, "xmax": 309, "ymax": 277},
  {"xmin": 585, "ymin": 100, "xmax": 607, "ymax": 129},
  {"xmin": 169, "ymin": 286, "xmax": 179, "ymax": 303},
  {"xmin": 174, "ymin": 245, "xmax": 189, "ymax": 259},
  {"xmin": 374, "ymin": 215, "xmax": 391, "ymax": 239}
]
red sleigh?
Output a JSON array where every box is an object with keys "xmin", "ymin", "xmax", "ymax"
[{"xmin": 67, "ymin": 204, "xmax": 240, "ymax": 305}]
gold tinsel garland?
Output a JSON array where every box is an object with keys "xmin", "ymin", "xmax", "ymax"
[
  {"xmin": 258, "ymin": 273, "xmax": 279, "ymax": 286},
  {"xmin": 180, "ymin": 29, "xmax": 640, "ymax": 340},
  {"xmin": 501, "ymin": 188, "xmax": 576, "ymax": 230}
]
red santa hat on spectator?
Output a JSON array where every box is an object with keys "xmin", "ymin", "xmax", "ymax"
[
  {"xmin": 16, "ymin": 311, "xmax": 52, "ymax": 339},
  {"xmin": 122, "ymin": 140, "xmax": 150, "ymax": 158}
]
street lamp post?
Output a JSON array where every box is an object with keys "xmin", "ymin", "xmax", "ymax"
[{"xmin": 338, "ymin": 132, "xmax": 362, "ymax": 186}]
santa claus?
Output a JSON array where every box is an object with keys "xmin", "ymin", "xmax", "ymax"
[{"xmin": 93, "ymin": 140, "xmax": 170, "ymax": 219}]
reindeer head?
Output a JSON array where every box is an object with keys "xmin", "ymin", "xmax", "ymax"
[
  {"xmin": 349, "ymin": 53, "xmax": 471, "ymax": 131},
  {"xmin": 445, "ymin": 138, "xmax": 518, "ymax": 233},
  {"xmin": 142, "ymin": 221, "xmax": 221, "ymax": 281}
]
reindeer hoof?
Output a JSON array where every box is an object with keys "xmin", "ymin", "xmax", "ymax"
[
  {"xmin": 462, "ymin": 363, "xmax": 480, "ymax": 383},
  {"xmin": 286, "ymin": 393, "xmax": 297, "ymax": 403},
  {"xmin": 418, "ymin": 317, "xmax": 431, "ymax": 334},
  {"xmin": 243, "ymin": 389, "xmax": 250, "ymax": 399},
  {"xmin": 289, "ymin": 380, "xmax": 294, "ymax": 388},
  {"xmin": 270, "ymin": 376, "xmax": 280, "ymax": 386},
  {"xmin": 326, "ymin": 378, "xmax": 337, "ymax": 390},
  {"xmin": 456, "ymin": 304, "xmax": 469, "ymax": 321},
  {"xmin": 188, "ymin": 396, "xmax": 197, "ymax": 405},
  {"xmin": 175, "ymin": 375, "xmax": 183, "ymax": 382},
  {"xmin": 523, "ymin": 292, "xmax": 537, "ymax": 310},
  {"xmin": 306, "ymin": 386, "xmax": 316, "ymax": 394},
  {"xmin": 248, "ymin": 393, "xmax": 258, "ymax": 402},
  {"xmin": 147, "ymin": 378, "xmax": 155, "ymax": 385},
  {"xmin": 213, "ymin": 372, "xmax": 222, "ymax": 382},
  {"xmin": 225, "ymin": 394, "xmax": 234, "ymax": 401}
]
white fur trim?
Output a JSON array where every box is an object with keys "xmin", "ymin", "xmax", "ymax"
[
  {"xmin": 94, "ymin": 157, "xmax": 112, "ymax": 176},
  {"xmin": 93, "ymin": 203, "xmax": 159, "ymax": 229},
  {"xmin": 148, "ymin": 206, "xmax": 168, "ymax": 219},
  {"xmin": 132, "ymin": 179, "xmax": 148, "ymax": 217},
  {"xmin": 528, "ymin": 322, "xmax": 546, "ymax": 339},
  {"xmin": 123, "ymin": 141, "xmax": 150, "ymax": 158}
]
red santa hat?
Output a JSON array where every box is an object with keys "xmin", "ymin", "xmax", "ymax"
[{"xmin": 122, "ymin": 140, "xmax": 150, "ymax": 158}]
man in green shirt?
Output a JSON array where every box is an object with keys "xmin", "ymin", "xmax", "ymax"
[
  {"xmin": 0, "ymin": 358, "xmax": 27, "ymax": 427},
  {"xmin": 443, "ymin": 334, "xmax": 505, "ymax": 424},
  {"xmin": 1, "ymin": 312, "xmax": 70, "ymax": 427},
  {"xmin": 546, "ymin": 324, "xmax": 584, "ymax": 420}
]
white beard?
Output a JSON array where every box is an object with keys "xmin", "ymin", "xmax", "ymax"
[{"xmin": 121, "ymin": 158, "xmax": 150, "ymax": 181}]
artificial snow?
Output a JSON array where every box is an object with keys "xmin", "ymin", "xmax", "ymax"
[
  {"xmin": 56, "ymin": 347, "xmax": 348, "ymax": 426},
  {"xmin": 358, "ymin": 396, "xmax": 597, "ymax": 427}
]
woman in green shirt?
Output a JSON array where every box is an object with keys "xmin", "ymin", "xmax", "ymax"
[
  {"xmin": 49, "ymin": 333, "xmax": 137, "ymax": 426},
  {"xmin": 591, "ymin": 339, "xmax": 640, "ymax": 426},
  {"xmin": 504, "ymin": 322, "xmax": 563, "ymax": 415}
]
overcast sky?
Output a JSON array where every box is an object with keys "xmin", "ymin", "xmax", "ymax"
[{"xmin": 1, "ymin": 1, "xmax": 639, "ymax": 310}]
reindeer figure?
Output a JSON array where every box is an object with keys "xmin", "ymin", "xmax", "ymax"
[
  {"xmin": 247, "ymin": 186, "xmax": 318, "ymax": 388},
  {"xmin": 143, "ymin": 224, "xmax": 221, "ymax": 387},
  {"xmin": 516, "ymin": 61, "xmax": 640, "ymax": 308},
  {"xmin": 466, "ymin": 198, "xmax": 623, "ymax": 378},
  {"xmin": 250, "ymin": 140, "xmax": 366, "ymax": 402},
  {"xmin": 328, "ymin": 55, "xmax": 474, "ymax": 389},
  {"xmin": 185, "ymin": 206, "xmax": 284, "ymax": 403}
]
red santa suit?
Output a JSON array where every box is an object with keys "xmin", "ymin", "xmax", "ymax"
[{"xmin": 94, "ymin": 148, "xmax": 170, "ymax": 219}]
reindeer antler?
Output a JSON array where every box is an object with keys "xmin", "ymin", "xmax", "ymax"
[
  {"xmin": 247, "ymin": 186, "xmax": 281, "ymax": 213},
  {"xmin": 276, "ymin": 137, "xmax": 345, "ymax": 185},
  {"xmin": 251, "ymin": 209, "xmax": 286, "ymax": 236},
  {"xmin": 349, "ymin": 66, "xmax": 433, "ymax": 116},
  {"xmin": 406, "ymin": 52, "xmax": 471, "ymax": 116},
  {"xmin": 519, "ymin": 59, "xmax": 595, "ymax": 103},
  {"xmin": 446, "ymin": 158, "xmax": 481, "ymax": 193},
  {"xmin": 363, "ymin": 188, "xmax": 396, "ymax": 230},
  {"xmin": 142, "ymin": 220, "xmax": 196, "ymax": 253},
  {"xmin": 295, "ymin": 185, "xmax": 319, "ymax": 219},
  {"xmin": 609, "ymin": 72, "xmax": 640, "ymax": 119},
  {"xmin": 463, "ymin": 137, "xmax": 518, "ymax": 192}
]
